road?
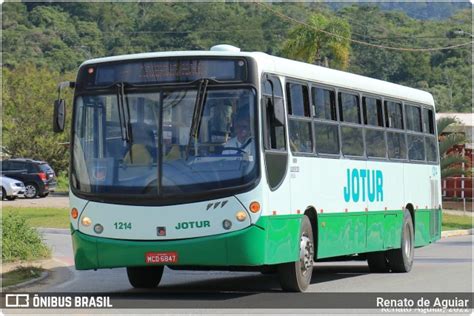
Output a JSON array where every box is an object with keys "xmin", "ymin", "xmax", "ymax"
[{"xmin": 25, "ymin": 232, "xmax": 472, "ymax": 294}]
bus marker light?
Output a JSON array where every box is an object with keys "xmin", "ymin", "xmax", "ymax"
[
  {"xmin": 272, "ymin": 211, "xmax": 276, "ymax": 215},
  {"xmin": 94, "ymin": 224, "xmax": 104, "ymax": 234},
  {"xmin": 71, "ymin": 208, "xmax": 78, "ymax": 219},
  {"xmin": 249, "ymin": 201, "xmax": 260, "ymax": 213},
  {"xmin": 365, "ymin": 208, "xmax": 368, "ymax": 212},
  {"xmin": 296, "ymin": 209, "xmax": 300, "ymax": 214},
  {"xmin": 223, "ymin": 220, "xmax": 232, "ymax": 230},
  {"xmin": 81, "ymin": 217, "xmax": 92, "ymax": 226},
  {"xmin": 236, "ymin": 211, "xmax": 247, "ymax": 222}
]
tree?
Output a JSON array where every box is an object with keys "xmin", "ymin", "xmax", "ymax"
[
  {"xmin": 437, "ymin": 117, "xmax": 469, "ymax": 178},
  {"xmin": 2, "ymin": 65, "xmax": 73, "ymax": 173},
  {"xmin": 281, "ymin": 13, "xmax": 351, "ymax": 70}
]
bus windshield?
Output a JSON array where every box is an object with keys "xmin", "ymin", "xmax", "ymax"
[{"xmin": 71, "ymin": 87, "xmax": 258, "ymax": 200}]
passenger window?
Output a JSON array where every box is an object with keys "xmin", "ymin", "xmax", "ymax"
[
  {"xmin": 314, "ymin": 122, "xmax": 339, "ymax": 155},
  {"xmin": 385, "ymin": 101, "xmax": 404, "ymax": 129},
  {"xmin": 289, "ymin": 120, "xmax": 313, "ymax": 153},
  {"xmin": 341, "ymin": 126, "xmax": 364, "ymax": 156},
  {"xmin": 338, "ymin": 92, "xmax": 360, "ymax": 124},
  {"xmin": 425, "ymin": 136, "xmax": 438, "ymax": 162},
  {"xmin": 365, "ymin": 129, "xmax": 386, "ymax": 158},
  {"xmin": 406, "ymin": 104, "xmax": 422, "ymax": 132},
  {"xmin": 387, "ymin": 132, "xmax": 407, "ymax": 159},
  {"xmin": 408, "ymin": 135, "xmax": 425, "ymax": 161},
  {"xmin": 312, "ymin": 87, "xmax": 336, "ymax": 121},
  {"xmin": 423, "ymin": 108, "xmax": 435, "ymax": 134},
  {"xmin": 363, "ymin": 97, "xmax": 383, "ymax": 127},
  {"xmin": 286, "ymin": 83, "xmax": 310, "ymax": 117}
]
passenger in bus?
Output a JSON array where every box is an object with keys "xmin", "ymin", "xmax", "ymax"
[{"xmin": 222, "ymin": 114, "xmax": 254, "ymax": 156}]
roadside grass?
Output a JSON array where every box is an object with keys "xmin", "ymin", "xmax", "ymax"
[
  {"xmin": 442, "ymin": 214, "xmax": 473, "ymax": 231},
  {"xmin": 2, "ymin": 266, "xmax": 44, "ymax": 288},
  {"xmin": 2, "ymin": 213, "xmax": 51, "ymax": 262},
  {"xmin": 2, "ymin": 207, "xmax": 69, "ymax": 229}
]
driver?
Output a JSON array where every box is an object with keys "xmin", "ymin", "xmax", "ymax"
[{"xmin": 222, "ymin": 114, "xmax": 254, "ymax": 156}]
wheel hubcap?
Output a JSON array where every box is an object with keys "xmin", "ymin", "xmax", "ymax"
[
  {"xmin": 403, "ymin": 223, "xmax": 412, "ymax": 258},
  {"xmin": 299, "ymin": 235, "xmax": 314, "ymax": 275},
  {"xmin": 25, "ymin": 185, "xmax": 36, "ymax": 198}
]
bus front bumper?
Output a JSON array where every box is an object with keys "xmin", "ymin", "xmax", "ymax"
[{"xmin": 72, "ymin": 218, "xmax": 299, "ymax": 270}]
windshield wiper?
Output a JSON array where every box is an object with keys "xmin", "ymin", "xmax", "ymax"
[
  {"xmin": 116, "ymin": 82, "xmax": 133, "ymax": 144},
  {"xmin": 185, "ymin": 79, "xmax": 209, "ymax": 160}
]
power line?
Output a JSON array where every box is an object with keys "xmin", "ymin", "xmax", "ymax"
[{"xmin": 255, "ymin": 1, "xmax": 473, "ymax": 52}]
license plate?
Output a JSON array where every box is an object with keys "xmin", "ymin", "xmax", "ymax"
[{"xmin": 145, "ymin": 252, "xmax": 178, "ymax": 264}]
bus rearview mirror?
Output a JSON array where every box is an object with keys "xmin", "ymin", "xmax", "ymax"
[{"xmin": 53, "ymin": 99, "xmax": 66, "ymax": 133}]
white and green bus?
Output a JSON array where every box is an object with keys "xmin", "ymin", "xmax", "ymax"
[{"xmin": 54, "ymin": 45, "xmax": 442, "ymax": 292}]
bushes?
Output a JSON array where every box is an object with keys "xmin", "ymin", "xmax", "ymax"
[{"xmin": 2, "ymin": 213, "xmax": 51, "ymax": 262}]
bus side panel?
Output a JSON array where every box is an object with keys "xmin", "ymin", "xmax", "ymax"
[
  {"xmin": 317, "ymin": 213, "xmax": 367, "ymax": 259},
  {"xmin": 366, "ymin": 212, "xmax": 385, "ymax": 252},
  {"xmin": 383, "ymin": 211, "xmax": 403, "ymax": 249},
  {"xmin": 260, "ymin": 215, "xmax": 302, "ymax": 264},
  {"xmin": 414, "ymin": 209, "xmax": 432, "ymax": 247}
]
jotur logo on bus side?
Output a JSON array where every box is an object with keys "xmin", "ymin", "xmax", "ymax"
[{"xmin": 343, "ymin": 168, "xmax": 383, "ymax": 203}]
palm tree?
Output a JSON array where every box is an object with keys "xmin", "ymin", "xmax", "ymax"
[
  {"xmin": 437, "ymin": 117, "xmax": 469, "ymax": 178},
  {"xmin": 281, "ymin": 13, "xmax": 351, "ymax": 70}
]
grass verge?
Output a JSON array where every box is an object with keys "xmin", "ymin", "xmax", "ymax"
[
  {"xmin": 2, "ymin": 213, "xmax": 51, "ymax": 262},
  {"xmin": 2, "ymin": 207, "xmax": 69, "ymax": 228},
  {"xmin": 2, "ymin": 266, "xmax": 44, "ymax": 288},
  {"xmin": 442, "ymin": 213, "xmax": 474, "ymax": 231}
]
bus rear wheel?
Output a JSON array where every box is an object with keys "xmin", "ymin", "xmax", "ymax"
[
  {"xmin": 127, "ymin": 266, "xmax": 164, "ymax": 288},
  {"xmin": 366, "ymin": 251, "xmax": 390, "ymax": 273},
  {"xmin": 277, "ymin": 216, "xmax": 314, "ymax": 292},
  {"xmin": 386, "ymin": 210, "xmax": 414, "ymax": 272}
]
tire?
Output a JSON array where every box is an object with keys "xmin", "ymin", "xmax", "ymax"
[
  {"xmin": 1, "ymin": 188, "xmax": 5, "ymax": 200},
  {"xmin": 127, "ymin": 266, "xmax": 164, "ymax": 288},
  {"xmin": 24, "ymin": 183, "xmax": 39, "ymax": 199},
  {"xmin": 367, "ymin": 251, "xmax": 390, "ymax": 273},
  {"xmin": 6, "ymin": 196, "xmax": 17, "ymax": 201},
  {"xmin": 386, "ymin": 210, "xmax": 414, "ymax": 273},
  {"xmin": 277, "ymin": 216, "xmax": 314, "ymax": 292}
]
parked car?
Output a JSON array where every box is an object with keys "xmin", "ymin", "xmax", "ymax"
[
  {"xmin": 0, "ymin": 176, "xmax": 25, "ymax": 200},
  {"xmin": 1, "ymin": 158, "xmax": 57, "ymax": 198}
]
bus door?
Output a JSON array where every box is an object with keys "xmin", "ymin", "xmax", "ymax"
[{"xmin": 261, "ymin": 75, "xmax": 291, "ymax": 216}]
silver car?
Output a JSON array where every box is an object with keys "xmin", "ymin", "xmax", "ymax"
[{"xmin": 0, "ymin": 176, "xmax": 25, "ymax": 200}]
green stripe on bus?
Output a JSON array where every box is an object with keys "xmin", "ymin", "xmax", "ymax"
[{"xmin": 71, "ymin": 209, "xmax": 440, "ymax": 270}]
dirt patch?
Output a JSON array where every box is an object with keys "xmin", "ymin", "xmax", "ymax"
[{"xmin": 2, "ymin": 195, "xmax": 69, "ymax": 208}]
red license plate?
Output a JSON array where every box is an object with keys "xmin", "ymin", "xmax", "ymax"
[{"xmin": 145, "ymin": 252, "xmax": 178, "ymax": 264}]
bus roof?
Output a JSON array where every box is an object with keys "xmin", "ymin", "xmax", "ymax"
[{"xmin": 81, "ymin": 50, "xmax": 435, "ymax": 107}]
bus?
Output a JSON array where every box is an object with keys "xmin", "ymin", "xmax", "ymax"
[{"xmin": 53, "ymin": 44, "xmax": 442, "ymax": 292}]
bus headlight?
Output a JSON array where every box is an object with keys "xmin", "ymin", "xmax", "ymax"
[
  {"xmin": 222, "ymin": 219, "xmax": 232, "ymax": 230},
  {"xmin": 81, "ymin": 216, "xmax": 92, "ymax": 226},
  {"xmin": 235, "ymin": 211, "xmax": 247, "ymax": 222}
]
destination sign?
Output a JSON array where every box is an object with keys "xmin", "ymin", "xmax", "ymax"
[{"xmin": 82, "ymin": 58, "xmax": 247, "ymax": 87}]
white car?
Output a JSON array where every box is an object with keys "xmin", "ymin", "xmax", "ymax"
[{"xmin": 0, "ymin": 176, "xmax": 25, "ymax": 200}]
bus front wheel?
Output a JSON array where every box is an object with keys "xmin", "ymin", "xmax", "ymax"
[
  {"xmin": 127, "ymin": 266, "xmax": 164, "ymax": 288},
  {"xmin": 277, "ymin": 216, "xmax": 314, "ymax": 292}
]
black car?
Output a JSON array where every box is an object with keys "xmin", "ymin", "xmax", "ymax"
[{"xmin": 1, "ymin": 158, "xmax": 57, "ymax": 198}]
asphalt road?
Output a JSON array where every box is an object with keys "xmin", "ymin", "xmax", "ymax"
[{"xmin": 26, "ymin": 232, "xmax": 472, "ymax": 295}]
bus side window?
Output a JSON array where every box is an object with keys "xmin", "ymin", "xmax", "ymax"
[
  {"xmin": 385, "ymin": 101, "xmax": 404, "ymax": 129},
  {"xmin": 423, "ymin": 108, "xmax": 435, "ymax": 134}
]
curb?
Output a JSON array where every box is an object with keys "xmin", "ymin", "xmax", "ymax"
[
  {"xmin": 3, "ymin": 271, "xmax": 49, "ymax": 291},
  {"xmin": 441, "ymin": 229, "xmax": 473, "ymax": 238}
]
